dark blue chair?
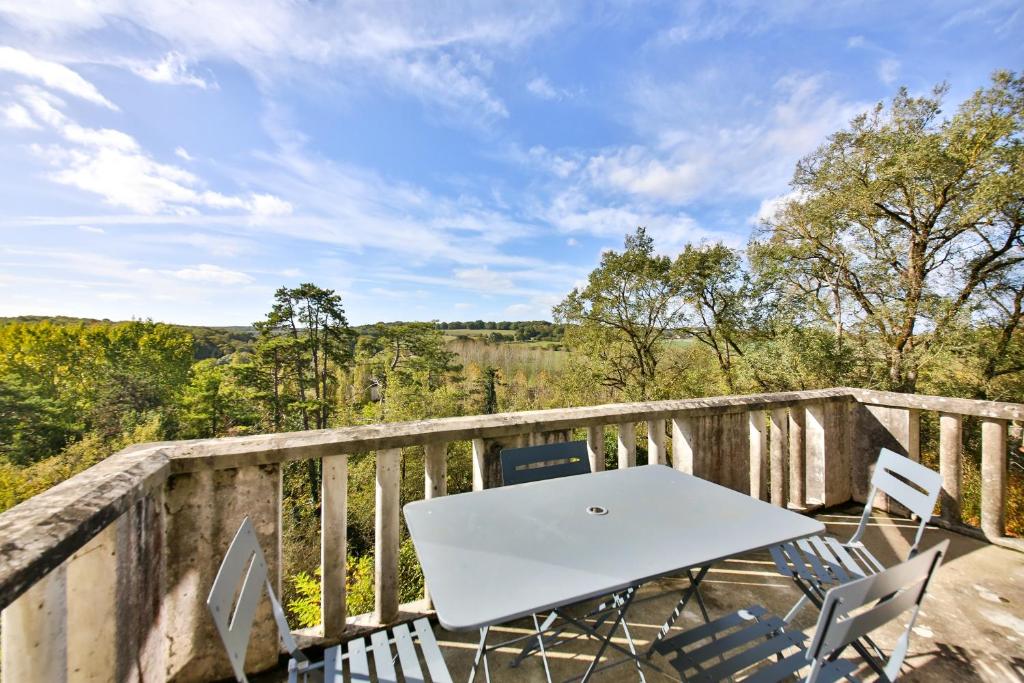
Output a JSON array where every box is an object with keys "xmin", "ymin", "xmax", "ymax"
[{"xmin": 500, "ymin": 440, "xmax": 590, "ymax": 485}]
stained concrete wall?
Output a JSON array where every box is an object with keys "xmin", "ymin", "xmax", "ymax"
[
  {"xmin": 163, "ymin": 464, "xmax": 282, "ymax": 682},
  {"xmin": 852, "ymin": 404, "xmax": 920, "ymax": 512}
]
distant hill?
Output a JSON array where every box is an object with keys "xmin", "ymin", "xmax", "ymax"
[{"xmin": 0, "ymin": 316, "xmax": 258, "ymax": 360}]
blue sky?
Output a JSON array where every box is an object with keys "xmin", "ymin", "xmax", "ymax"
[{"xmin": 0, "ymin": 1, "xmax": 1020, "ymax": 326}]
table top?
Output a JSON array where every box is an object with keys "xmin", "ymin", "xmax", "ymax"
[{"xmin": 404, "ymin": 464, "xmax": 824, "ymax": 631}]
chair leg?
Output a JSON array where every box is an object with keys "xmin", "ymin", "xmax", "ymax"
[{"xmin": 784, "ymin": 593, "xmax": 809, "ymax": 623}]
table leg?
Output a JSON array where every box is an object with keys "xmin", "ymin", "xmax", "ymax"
[
  {"xmin": 647, "ymin": 566, "xmax": 710, "ymax": 656},
  {"xmin": 578, "ymin": 587, "xmax": 642, "ymax": 683},
  {"xmin": 468, "ymin": 625, "xmax": 490, "ymax": 683},
  {"xmin": 532, "ymin": 613, "xmax": 554, "ymax": 683}
]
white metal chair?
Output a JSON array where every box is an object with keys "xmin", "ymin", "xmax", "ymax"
[
  {"xmin": 771, "ymin": 448, "xmax": 942, "ymax": 619},
  {"xmin": 207, "ymin": 517, "xmax": 452, "ymax": 683},
  {"xmin": 653, "ymin": 539, "xmax": 949, "ymax": 682}
]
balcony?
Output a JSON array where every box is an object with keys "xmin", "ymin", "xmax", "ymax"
[{"xmin": 1, "ymin": 387, "xmax": 1021, "ymax": 682}]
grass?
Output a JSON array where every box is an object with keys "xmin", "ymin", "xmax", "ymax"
[{"xmin": 448, "ymin": 338, "xmax": 569, "ymax": 376}]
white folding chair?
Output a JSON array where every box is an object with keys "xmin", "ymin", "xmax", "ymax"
[
  {"xmin": 208, "ymin": 517, "xmax": 452, "ymax": 683},
  {"xmin": 771, "ymin": 448, "xmax": 941, "ymax": 618},
  {"xmin": 652, "ymin": 540, "xmax": 949, "ymax": 682}
]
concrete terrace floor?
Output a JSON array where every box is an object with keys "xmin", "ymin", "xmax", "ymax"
[{"xmin": 258, "ymin": 508, "xmax": 1024, "ymax": 682}]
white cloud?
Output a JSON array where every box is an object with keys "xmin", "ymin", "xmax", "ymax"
[
  {"xmin": 131, "ymin": 51, "xmax": 214, "ymax": 89},
  {"xmin": 0, "ymin": 46, "xmax": 117, "ymax": 109},
  {"xmin": 173, "ymin": 263, "xmax": 254, "ymax": 285},
  {"xmin": 878, "ymin": 58, "xmax": 900, "ymax": 85},
  {"xmin": 77, "ymin": 224, "xmax": 104, "ymax": 234},
  {"xmin": 585, "ymin": 73, "xmax": 868, "ymax": 204},
  {"xmin": 526, "ymin": 75, "xmax": 557, "ymax": 99},
  {"xmin": 452, "ymin": 267, "xmax": 515, "ymax": 291},
  {"xmin": 1, "ymin": 102, "xmax": 39, "ymax": 128},
  {"xmin": 13, "ymin": 82, "xmax": 292, "ymax": 216},
  {"xmin": 750, "ymin": 190, "xmax": 804, "ymax": 225},
  {"xmin": 0, "ymin": 3, "xmax": 565, "ymax": 122},
  {"xmin": 174, "ymin": 146, "xmax": 194, "ymax": 161}
]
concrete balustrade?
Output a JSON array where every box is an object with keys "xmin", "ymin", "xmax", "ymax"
[{"xmin": 1, "ymin": 387, "xmax": 1021, "ymax": 682}]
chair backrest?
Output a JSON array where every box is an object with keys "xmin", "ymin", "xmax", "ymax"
[
  {"xmin": 854, "ymin": 448, "xmax": 942, "ymax": 552},
  {"xmin": 805, "ymin": 539, "xmax": 948, "ymax": 682},
  {"xmin": 500, "ymin": 440, "xmax": 590, "ymax": 485},
  {"xmin": 207, "ymin": 517, "xmax": 304, "ymax": 682}
]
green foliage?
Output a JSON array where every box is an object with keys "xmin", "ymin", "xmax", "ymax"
[
  {"xmin": 555, "ymin": 227, "xmax": 683, "ymax": 400},
  {"xmin": 286, "ymin": 540, "xmax": 425, "ymax": 629}
]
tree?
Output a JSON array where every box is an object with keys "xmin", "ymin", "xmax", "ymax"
[
  {"xmin": 554, "ymin": 227, "xmax": 683, "ymax": 400},
  {"xmin": 253, "ymin": 285, "xmax": 356, "ymax": 505},
  {"xmin": 756, "ymin": 72, "xmax": 1024, "ymax": 392},
  {"xmin": 673, "ymin": 243, "xmax": 753, "ymax": 391},
  {"xmin": 356, "ymin": 323, "xmax": 459, "ymax": 418}
]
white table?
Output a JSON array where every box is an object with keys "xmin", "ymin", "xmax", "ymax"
[{"xmin": 404, "ymin": 464, "xmax": 825, "ymax": 681}]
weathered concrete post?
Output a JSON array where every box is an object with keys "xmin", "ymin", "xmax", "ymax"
[
  {"xmin": 981, "ymin": 418, "xmax": 1008, "ymax": 541},
  {"xmin": 471, "ymin": 438, "xmax": 486, "ymax": 491},
  {"xmin": 647, "ymin": 419, "xmax": 666, "ymax": 465},
  {"xmin": 749, "ymin": 411, "xmax": 768, "ymax": 500},
  {"xmin": 769, "ymin": 409, "xmax": 789, "ymax": 507},
  {"xmin": 938, "ymin": 413, "xmax": 962, "ymax": 524},
  {"xmin": 586, "ymin": 425, "xmax": 605, "ymax": 472},
  {"xmin": 67, "ymin": 520, "xmax": 118, "ymax": 682},
  {"xmin": 788, "ymin": 409, "xmax": 805, "ymax": 508},
  {"xmin": 321, "ymin": 454, "xmax": 348, "ymax": 639},
  {"xmin": 422, "ymin": 442, "xmax": 447, "ymax": 608},
  {"xmin": 671, "ymin": 416, "xmax": 695, "ymax": 475},
  {"xmin": 805, "ymin": 401, "xmax": 851, "ymax": 507},
  {"xmin": 1, "ymin": 565, "xmax": 67, "ymax": 683},
  {"xmin": 375, "ymin": 448, "xmax": 401, "ymax": 624},
  {"xmin": 617, "ymin": 422, "xmax": 636, "ymax": 468}
]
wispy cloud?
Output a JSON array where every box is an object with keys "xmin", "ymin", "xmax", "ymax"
[
  {"xmin": 0, "ymin": 46, "xmax": 117, "ymax": 109},
  {"xmin": 131, "ymin": 51, "xmax": 215, "ymax": 89},
  {"xmin": 878, "ymin": 58, "xmax": 900, "ymax": 85},
  {"xmin": 5, "ymin": 68, "xmax": 291, "ymax": 216}
]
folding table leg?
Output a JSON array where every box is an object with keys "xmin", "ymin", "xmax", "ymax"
[
  {"xmin": 468, "ymin": 625, "xmax": 490, "ymax": 683},
  {"xmin": 647, "ymin": 566, "xmax": 710, "ymax": 657},
  {"xmin": 532, "ymin": 613, "xmax": 554, "ymax": 683}
]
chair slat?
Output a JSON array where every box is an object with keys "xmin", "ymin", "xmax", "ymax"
[
  {"xmin": 796, "ymin": 539, "xmax": 833, "ymax": 584},
  {"xmin": 371, "ymin": 629, "xmax": 398, "ymax": 682},
  {"xmin": 653, "ymin": 605, "xmax": 768, "ymax": 654},
  {"xmin": 808, "ymin": 536, "xmax": 850, "ymax": 583},
  {"xmin": 769, "ymin": 545, "xmax": 795, "ymax": 577},
  {"xmin": 347, "ymin": 637, "xmax": 371, "ymax": 683},
  {"xmin": 392, "ymin": 623, "xmax": 425, "ymax": 683},
  {"xmin": 500, "ymin": 441, "xmax": 590, "ymax": 485},
  {"xmin": 824, "ymin": 537, "xmax": 867, "ymax": 579},
  {"xmin": 739, "ymin": 651, "xmax": 812, "ymax": 683},
  {"xmin": 872, "ymin": 449, "xmax": 941, "ymax": 519},
  {"xmin": 413, "ymin": 618, "xmax": 453, "ymax": 683},
  {"xmin": 697, "ymin": 632, "xmax": 806, "ymax": 682},
  {"xmin": 779, "ymin": 543, "xmax": 814, "ymax": 581},
  {"xmin": 680, "ymin": 617, "xmax": 786, "ymax": 668},
  {"xmin": 323, "ymin": 646, "xmax": 343, "ymax": 683}
]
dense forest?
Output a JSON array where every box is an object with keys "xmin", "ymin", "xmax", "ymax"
[{"xmin": 1, "ymin": 73, "xmax": 1022, "ymax": 623}]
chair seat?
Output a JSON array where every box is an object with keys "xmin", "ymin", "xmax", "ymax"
[
  {"xmin": 324, "ymin": 618, "xmax": 452, "ymax": 683},
  {"xmin": 771, "ymin": 536, "xmax": 884, "ymax": 589},
  {"xmin": 651, "ymin": 605, "xmax": 858, "ymax": 682}
]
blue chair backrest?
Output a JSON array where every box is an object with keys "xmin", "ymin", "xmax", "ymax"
[{"xmin": 500, "ymin": 440, "xmax": 591, "ymax": 485}]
